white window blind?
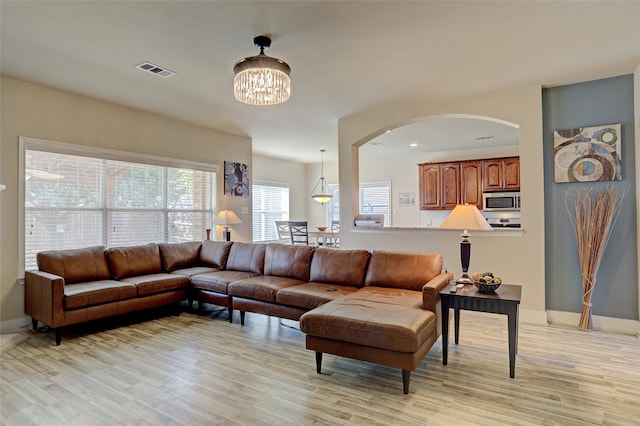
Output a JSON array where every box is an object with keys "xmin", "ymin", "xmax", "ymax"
[
  {"xmin": 23, "ymin": 141, "xmax": 216, "ymax": 271},
  {"xmin": 252, "ymin": 181, "xmax": 289, "ymax": 242},
  {"xmin": 359, "ymin": 182, "xmax": 391, "ymax": 226},
  {"xmin": 327, "ymin": 182, "xmax": 391, "ymax": 226}
]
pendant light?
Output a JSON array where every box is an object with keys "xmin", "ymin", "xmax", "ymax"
[
  {"xmin": 233, "ymin": 35, "xmax": 291, "ymax": 106},
  {"xmin": 311, "ymin": 149, "xmax": 333, "ymax": 204}
]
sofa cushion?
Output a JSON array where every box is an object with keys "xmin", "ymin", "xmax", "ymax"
[
  {"xmin": 64, "ymin": 280, "xmax": 137, "ymax": 310},
  {"xmin": 225, "ymin": 242, "xmax": 266, "ymax": 274},
  {"xmin": 299, "ymin": 286, "xmax": 434, "ymax": 353},
  {"xmin": 364, "ymin": 251, "xmax": 443, "ymax": 291},
  {"xmin": 169, "ymin": 266, "xmax": 220, "ymax": 277},
  {"xmin": 190, "ymin": 270, "xmax": 259, "ymax": 294},
  {"xmin": 264, "ymin": 243, "xmax": 314, "ymax": 281},
  {"xmin": 121, "ymin": 273, "xmax": 189, "ymax": 296},
  {"xmin": 159, "ymin": 241, "xmax": 201, "ymax": 271},
  {"xmin": 106, "ymin": 244, "xmax": 162, "ymax": 280},
  {"xmin": 228, "ymin": 276, "xmax": 306, "ymax": 303},
  {"xmin": 200, "ymin": 240, "xmax": 233, "ymax": 268},
  {"xmin": 37, "ymin": 246, "xmax": 111, "ymax": 284},
  {"xmin": 276, "ymin": 282, "xmax": 359, "ymax": 310},
  {"xmin": 309, "ymin": 248, "xmax": 370, "ymax": 287}
]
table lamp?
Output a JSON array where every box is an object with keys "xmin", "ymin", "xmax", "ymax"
[
  {"xmin": 440, "ymin": 204, "xmax": 492, "ymax": 284},
  {"xmin": 216, "ymin": 209, "xmax": 242, "ymax": 241}
]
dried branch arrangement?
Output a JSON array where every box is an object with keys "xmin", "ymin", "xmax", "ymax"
[{"xmin": 565, "ymin": 186, "xmax": 625, "ymax": 330}]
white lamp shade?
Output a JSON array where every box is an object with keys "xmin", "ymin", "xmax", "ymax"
[
  {"xmin": 440, "ymin": 204, "xmax": 492, "ymax": 231},
  {"xmin": 215, "ymin": 210, "xmax": 242, "ymax": 226}
]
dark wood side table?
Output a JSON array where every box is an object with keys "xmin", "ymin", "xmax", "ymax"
[{"xmin": 439, "ymin": 283, "xmax": 522, "ymax": 378}]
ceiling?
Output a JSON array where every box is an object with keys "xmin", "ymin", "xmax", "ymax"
[{"xmin": 1, "ymin": 1, "xmax": 639, "ymax": 164}]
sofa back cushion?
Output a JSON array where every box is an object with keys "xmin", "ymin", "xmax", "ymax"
[
  {"xmin": 159, "ymin": 241, "xmax": 202, "ymax": 271},
  {"xmin": 364, "ymin": 250, "xmax": 443, "ymax": 291},
  {"xmin": 309, "ymin": 248, "xmax": 370, "ymax": 287},
  {"xmin": 200, "ymin": 240, "xmax": 233, "ymax": 268},
  {"xmin": 37, "ymin": 246, "xmax": 111, "ymax": 284},
  {"xmin": 264, "ymin": 243, "xmax": 314, "ymax": 281},
  {"xmin": 106, "ymin": 243, "xmax": 162, "ymax": 280},
  {"xmin": 225, "ymin": 242, "xmax": 266, "ymax": 274}
]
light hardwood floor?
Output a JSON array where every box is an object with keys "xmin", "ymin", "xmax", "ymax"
[{"xmin": 1, "ymin": 307, "xmax": 639, "ymax": 425}]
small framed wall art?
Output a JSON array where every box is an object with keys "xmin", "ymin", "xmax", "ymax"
[
  {"xmin": 399, "ymin": 192, "xmax": 415, "ymax": 206},
  {"xmin": 553, "ymin": 124, "xmax": 622, "ymax": 183},
  {"xmin": 224, "ymin": 161, "xmax": 250, "ymax": 196}
]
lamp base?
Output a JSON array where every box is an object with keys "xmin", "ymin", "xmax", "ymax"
[
  {"xmin": 456, "ymin": 274, "xmax": 474, "ymax": 285},
  {"xmin": 223, "ymin": 230, "xmax": 231, "ymax": 242}
]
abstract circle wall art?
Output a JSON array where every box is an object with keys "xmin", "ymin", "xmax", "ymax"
[{"xmin": 553, "ymin": 124, "xmax": 622, "ymax": 183}]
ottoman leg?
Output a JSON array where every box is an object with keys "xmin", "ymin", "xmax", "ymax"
[
  {"xmin": 402, "ymin": 369, "xmax": 410, "ymax": 394},
  {"xmin": 315, "ymin": 352, "xmax": 323, "ymax": 374},
  {"xmin": 240, "ymin": 311, "xmax": 245, "ymax": 325}
]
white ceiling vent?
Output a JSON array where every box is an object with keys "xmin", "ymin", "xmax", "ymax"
[{"xmin": 136, "ymin": 62, "xmax": 175, "ymax": 78}]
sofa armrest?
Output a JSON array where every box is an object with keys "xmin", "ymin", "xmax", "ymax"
[
  {"xmin": 25, "ymin": 270, "xmax": 66, "ymax": 328},
  {"xmin": 422, "ymin": 272, "xmax": 453, "ymax": 314}
]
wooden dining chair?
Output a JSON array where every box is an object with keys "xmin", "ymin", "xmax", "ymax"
[
  {"xmin": 288, "ymin": 221, "xmax": 309, "ymax": 245},
  {"xmin": 326, "ymin": 220, "xmax": 340, "ymax": 247},
  {"xmin": 275, "ymin": 221, "xmax": 291, "ymax": 244}
]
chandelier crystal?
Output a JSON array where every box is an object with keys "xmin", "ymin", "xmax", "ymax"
[
  {"xmin": 233, "ymin": 35, "xmax": 291, "ymax": 106},
  {"xmin": 311, "ymin": 149, "xmax": 333, "ymax": 204}
]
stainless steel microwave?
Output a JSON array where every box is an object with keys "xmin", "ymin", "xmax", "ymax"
[{"xmin": 483, "ymin": 191, "xmax": 521, "ymax": 211}]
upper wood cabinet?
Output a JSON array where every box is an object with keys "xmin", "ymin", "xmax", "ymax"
[
  {"xmin": 419, "ymin": 156, "xmax": 519, "ymax": 210},
  {"xmin": 418, "ymin": 162, "xmax": 460, "ymax": 210},
  {"xmin": 419, "ymin": 164, "xmax": 441, "ymax": 209},
  {"xmin": 483, "ymin": 156, "xmax": 520, "ymax": 191},
  {"xmin": 503, "ymin": 157, "xmax": 520, "ymax": 190},
  {"xmin": 460, "ymin": 161, "xmax": 482, "ymax": 208},
  {"xmin": 440, "ymin": 163, "xmax": 460, "ymax": 210}
]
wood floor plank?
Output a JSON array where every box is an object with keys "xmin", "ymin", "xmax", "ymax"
[{"xmin": 1, "ymin": 308, "xmax": 639, "ymax": 425}]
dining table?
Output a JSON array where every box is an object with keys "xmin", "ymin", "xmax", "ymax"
[{"xmin": 308, "ymin": 230, "xmax": 340, "ymax": 247}]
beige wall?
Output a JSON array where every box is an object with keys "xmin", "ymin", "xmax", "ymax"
[
  {"xmin": 252, "ymin": 153, "xmax": 308, "ymax": 226},
  {"xmin": 0, "ymin": 76, "xmax": 252, "ymax": 329},
  {"xmin": 338, "ymin": 85, "xmax": 547, "ymax": 323}
]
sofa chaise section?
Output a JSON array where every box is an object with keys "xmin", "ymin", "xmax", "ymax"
[{"xmin": 299, "ymin": 250, "xmax": 452, "ymax": 394}]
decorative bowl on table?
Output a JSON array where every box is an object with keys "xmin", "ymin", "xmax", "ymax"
[
  {"xmin": 472, "ymin": 272, "xmax": 502, "ymax": 294},
  {"xmin": 474, "ymin": 281, "xmax": 501, "ymax": 294},
  {"xmin": 317, "ymin": 226, "xmax": 327, "ymax": 231}
]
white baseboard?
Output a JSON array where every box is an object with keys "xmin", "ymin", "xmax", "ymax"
[
  {"xmin": 520, "ymin": 309, "xmax": 548, "ymax": 326},
  {"xmin": 546, "ymin": 310, "xmax": 640, "ymax": 336},
  {"xmin": 0, "ymin": 316, "xmax": 32, "ymax": 335}
]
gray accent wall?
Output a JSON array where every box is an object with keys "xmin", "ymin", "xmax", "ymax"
[{"xmin": 543, "ymin": 75, "xmax": 638, "ymax": 320}]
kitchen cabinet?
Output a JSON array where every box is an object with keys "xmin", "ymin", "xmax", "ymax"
[
  {"xmin": 483, "ymin": 156, "xmax": 520, "ymax": 191},
  {"xmin": 440, "ymin": 163, "xmax": 460, "ymax": 210},
  {"xmin": 460, "ymin": 161, "xmax": 482, "ymax": 208},
  {"xmin": 419, "ymin": 162, "xmax": 460, "ymax": 210},
  {"xmin": 419, "ymin": 164, "xmax": 440, "ymax": 209},
  {"xmin": 419, "ymin": 156, "xmax": 519, "ymax": 210}
]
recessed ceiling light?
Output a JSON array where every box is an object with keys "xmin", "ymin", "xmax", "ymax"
[
  {"xmin": 409, "ymin": 143, "xmax": 418, "ymax": 147},
  {"xmin": 385, "ymin": 130, "xmax": 392, "ymax": 134}
]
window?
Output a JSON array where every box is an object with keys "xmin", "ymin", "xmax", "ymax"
[
  {"xmin": 327, "ymin": 181, "xmax": 391, "ymax": 226},
  {"xmin": 359, "ymin": 182, "xmax": 391, "ymax": 226},
  {"xmin": 21, "ymin": 138, "xmax": 217, "ymax": 271},
  {"xmin": 252, "ymin": 180, "xmax": 289, "ymax": 242}
]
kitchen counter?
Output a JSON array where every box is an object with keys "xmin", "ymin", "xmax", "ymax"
[{"xmin": 351, "ymin": 226, "xmax": 524, "ymax": 237}]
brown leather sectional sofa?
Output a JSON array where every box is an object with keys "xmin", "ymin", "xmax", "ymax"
[{"xmin": 25, "ymin": 240, "xmax": 452, "ymax": 393}]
